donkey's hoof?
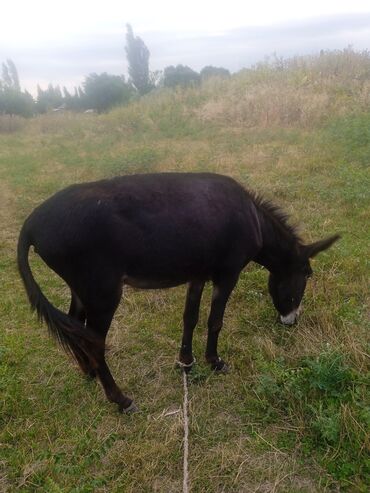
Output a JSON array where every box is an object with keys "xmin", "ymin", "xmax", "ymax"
[
  {"xmin": 212, "ymin": 359, "xmax": 229, "ymax": 374},
  {"xmin": 119, "ymin": 401, "xmax": 139, "ymax": 414},
  {"xmin": 176, "ymin": 358, "xmax": 196, "ymax": 373}
]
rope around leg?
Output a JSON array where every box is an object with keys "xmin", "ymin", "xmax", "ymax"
[
  {"xmin": 182, "ymin": 369, "xmax": 189, "ymax": 493},
  {"xmin": 177, "ymin": 357, "xmax": 196, "ymax": 370}
]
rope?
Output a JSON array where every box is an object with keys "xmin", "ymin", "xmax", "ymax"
[
  {"xmin": 182, "ymin": 369, "xmax": 189, "ymax": 493},
  {"xmin": 177, "ymin": 357, "xmax": 196, "ymax": 369}
]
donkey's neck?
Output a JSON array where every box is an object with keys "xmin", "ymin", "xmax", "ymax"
[{"xmin": 252, "ymin": 199, "xmax": 301, "ymax": 273}]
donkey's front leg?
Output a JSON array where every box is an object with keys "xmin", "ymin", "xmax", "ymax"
[
  {"xmin": 205, "ymin": 275, "xmax": 238, "ymax": 372},
  {"xmin": 178, "ymin": 281, "xmax": 205, "ymax": 371}
]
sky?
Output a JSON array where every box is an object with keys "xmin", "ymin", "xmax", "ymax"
[{"xmin": 1, "ymin": 0, "xmax": 370, "ymax": 95}]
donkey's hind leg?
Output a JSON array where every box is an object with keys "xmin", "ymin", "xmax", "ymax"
[
  {"xmin": 85, "ymin": 290, "xmax": 136, "ymax": 413},
  {"xmin": 178, "ymin": 281, "xmax": 205, "ymax": 370},
  {"xmin": 68, "ymin": 291, "xmax": 96, "ymax": 378}
]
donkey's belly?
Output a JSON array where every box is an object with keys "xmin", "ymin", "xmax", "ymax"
[{"xmin": 122, "ymin": 275, "xmax": 188, "ymax": 290}]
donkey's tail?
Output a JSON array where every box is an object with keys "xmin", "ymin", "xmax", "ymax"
[{"xmin": 17, "ymin": 225, "xmax": 102, "ymax": 363}]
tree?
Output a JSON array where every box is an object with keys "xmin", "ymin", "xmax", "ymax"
[
  {"xmin": 0, "ymin": 59, "xmax": 34, "ymax": 116},
  {"xmin": 200, "ymin": 66, "xmax": 230, "ymax": 80},
  {"xmin": 36, "ymin": 84, "xmax": 64, "ymax": 113},
  {"xmin": 0, "ymin": 87, "xmax": 34, "ymax": 117},
  {"xmin": 2, "ymin": 59, "xmax": 20, "ymax": 90},
  {"xmin": 163, "ymin": 65, "xmax": 200, "ymax": 88},
  {"xmin": 125, "ymin": 24, "xmax": 152, "ymax": 95},
  {"xmin": 83, "ymin": 73, "xmax": 133, "ymax": 113}
]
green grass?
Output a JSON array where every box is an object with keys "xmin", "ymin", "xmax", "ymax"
[
  {"xmin": 255, "ymin": 351, "xmax": 369, "ymax": 485},
  {"xmin": 1, "ymin": 52, "xmax": 369, "ymax": 492}
]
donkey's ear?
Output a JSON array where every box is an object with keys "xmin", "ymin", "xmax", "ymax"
[{"xmin": 302, "ymin": 234, "xmax": 340, "ymax": 259}]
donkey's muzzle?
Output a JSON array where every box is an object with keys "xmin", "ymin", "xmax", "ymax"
[{"xmin": 279, "ymin": 305, "xmax": 301, "ymax": 325}]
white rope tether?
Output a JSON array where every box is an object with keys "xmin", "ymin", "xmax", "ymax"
[
  {"xmin": 182, "ymin": 369, "xmax": 189, "ymax": 493},
  {"xmin": 177, "ymin": 357, "xmax": 196, "ymax": 369}
]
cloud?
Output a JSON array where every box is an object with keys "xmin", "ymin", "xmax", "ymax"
[{"xmin": 142, "ymin": 13, "xmax": 370, "ymax": 75}]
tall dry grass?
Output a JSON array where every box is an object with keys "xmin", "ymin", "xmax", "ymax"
[
  {"xmin": 194, "ymin": 48, "xmax": 370, "ymax": 128},
  {"xmin": 0, "ymin": 114, "xmax": 28, "ymax": 133},
  {"xmin": 100, "ymin": 48, "xmax": 370, "ymax": 133}
]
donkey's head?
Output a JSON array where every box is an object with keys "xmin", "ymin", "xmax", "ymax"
[{"xmin": 268, "ymin": 235, "xmax": 340, "ymax": 325}]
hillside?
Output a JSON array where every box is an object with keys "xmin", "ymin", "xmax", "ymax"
[{"xmin": 0, "ymin": 49, "xmax": 369, "ymax": 492}]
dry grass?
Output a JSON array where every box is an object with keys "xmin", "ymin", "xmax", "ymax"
[
  {"xmin": 0, "ymin": 114, "xmax": 28, "ymax": 133},
  {"xmin": 196, "ymin": 49, "xmax": 370, "ymax": 128}
]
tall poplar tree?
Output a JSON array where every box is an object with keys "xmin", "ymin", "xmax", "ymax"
[
  {"xmin": 125, "ymin": 24, "xmax": 152, "ymax": 95},
  {"xmin": 2, "ymin": 59, "xmax": 20, "ymax": 90}
]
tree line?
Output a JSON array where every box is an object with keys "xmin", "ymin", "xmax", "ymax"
[{"xmin": 0, "ymin": 25, "xmax": 230, "ymax": 117}]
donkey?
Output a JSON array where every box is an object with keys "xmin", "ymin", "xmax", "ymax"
[{"xmin": 18, "ymin": 173, "xmax": 339, "ymax": 413}]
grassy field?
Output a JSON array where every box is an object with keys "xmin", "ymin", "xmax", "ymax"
[{"xmin": 0, "ymin": 50, "xmax": 369, "ymax": 492}]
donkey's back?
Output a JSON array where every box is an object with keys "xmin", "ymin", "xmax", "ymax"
[{"xmin": 24, "ymin": 173, "xmax": 261, "ymax": 288}]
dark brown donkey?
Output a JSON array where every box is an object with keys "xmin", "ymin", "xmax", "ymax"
[{"xmin": 17, "ymin": 173, "xmax": 339, "ymax": 412}]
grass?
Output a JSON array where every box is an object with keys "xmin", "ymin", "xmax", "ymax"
[{"xmin": 0, "ymin": 50, "xmax": 369, "ymax": 492}]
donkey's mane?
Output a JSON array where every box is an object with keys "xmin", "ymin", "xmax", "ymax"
[{"xmin": 250, "ymin": 191, "xmax": 303, "ymax": 246}]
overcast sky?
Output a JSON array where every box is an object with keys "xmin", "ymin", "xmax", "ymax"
[{"xmin": 1, "ymin": 0, "xmax": 370, "ymax": 94}]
